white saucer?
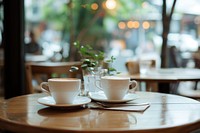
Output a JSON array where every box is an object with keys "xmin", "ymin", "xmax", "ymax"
[
  {"xmin": 37, "ymin": 96, "xmax": 91, "ymax": 108},
  {"xmin": 88, "ymin": 91, "xmax": 139, "ymax": 103}
]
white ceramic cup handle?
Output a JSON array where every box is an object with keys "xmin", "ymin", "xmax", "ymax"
[
  {"xmin": 95, "ymin": 79, "xmax": 103, "ymax": 91},
  {"xmin": 129, "ymin": 80, "xmax": 138, "ymax": 93},
  {"xmin": 40, "ymin": 82, "xmax": 51, "ymax": 95}
]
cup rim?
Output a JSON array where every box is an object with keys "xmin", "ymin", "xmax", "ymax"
[
  {"xmin": 101, "ymin": 76, "xmax": 130, "ymax": 80},
  {"xmin": 48, "ymin": 78, "xmax": 81, "ymax": 82}
]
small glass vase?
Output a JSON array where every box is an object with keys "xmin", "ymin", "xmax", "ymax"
[{"xmin": 81, "ymin": 67, "xmax": 107, "ymax": 96}]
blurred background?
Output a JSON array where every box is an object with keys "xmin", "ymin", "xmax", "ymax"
[
  {"xmin": 1, "ymin": 0, "xmax": 200, "ymax": 97},
  {"xmin": 21, "ymin": 0, "xmax": 200, "ymax": 70}
]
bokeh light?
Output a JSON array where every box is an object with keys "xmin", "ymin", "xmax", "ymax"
[
  {"xmin": 143, "ymin": 21, "xmax": 150, "ymax": 29},
  {"xmin": 105, "ymin": 0, "xmax": 116, "ymax": 10},
  {"xmin": 118, "ymin": 22, "xmax": 126, "ymax": 29},
  {"xmin": 127, "ymin": 21, "xmax": 134, "ymax": 28},
  {"xmin": 91, "ymin": 3, "xmax": 98, "ymax": 10},
  {"xmin": 134, "ymin": 21, "xmax": 140, "ymax": 29}
]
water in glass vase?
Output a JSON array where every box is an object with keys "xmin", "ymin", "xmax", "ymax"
[{"xmin": 83, "ymin": 74, "xmax": 100, "ymax": 95}]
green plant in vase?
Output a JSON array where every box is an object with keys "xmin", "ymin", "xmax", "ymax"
[
  {"xmin": 70, "ymin": 41, "xmax": 118, "ymax": 75},
  {"xmin": 70, "ymin": 41, "xmax": 119, "ymax": 95}
]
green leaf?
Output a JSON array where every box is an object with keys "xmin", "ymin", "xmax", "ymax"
[
  {"xmin": 108, "ymin": 67, "xmax": 116, "ymax": 72},
  {"xmin": 89, "ymin": 62, "xmax": 96, "ymax": 67},
  {"xmin": 69, "ymin": 66, "xmax": 79, "ymax": 72},
  {"xmin": 111, "ymin": 56, "xmax": 116, "ymax": 61},
  {"xmin": 81, "ymin": 64, "xmax": 88, "ymax": 69},
  {"xmin": 83, "ymin": 59, "xmax": 91, "ymax": 64},
  {"xmin": 88, "ymin": 67, "xmax": 94, "ymax": 71},
  {"xmin": 85, "ymin": 45, "xmax": 93, "ymax": 50},
  {"xmin": 73, "ymin": 41, "xmax": 80, "ymax": 49},
  {"xmin": 105, "ymin": 59, "xmax": 112, "ymax": 63}
]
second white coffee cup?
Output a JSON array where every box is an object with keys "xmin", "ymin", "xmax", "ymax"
[
  {"xmin": 96, "ymin": 76, "xmax": 137, "ymax": 100},
  {"xmin": 40, "ymin": 78, "xmax": 81, "ymax": 104}
]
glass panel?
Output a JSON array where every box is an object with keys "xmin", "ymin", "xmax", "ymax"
[{"xmin": 24, "ymin": 0, "xmax": 200, "ymax": 70}]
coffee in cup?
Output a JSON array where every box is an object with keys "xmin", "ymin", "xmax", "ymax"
[
  {"xmin": 40, "ymin": 78, "xmax": 81, "ymax": 104},
  {"xmin": 96, "ymin": 76, "xmax": 137, "ymax": 100}
]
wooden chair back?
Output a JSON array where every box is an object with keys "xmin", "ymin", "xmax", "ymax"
[
  {"xmin": 125, "ymin": 60, "xmax": 140, "ymax": 74},
  {"xmin": 25, "ymin": 62, "xmax": 82, "ymax": 94},
  {"xmin": 125, "ymin": 59, "xmax": 156, "ymax": 75}
]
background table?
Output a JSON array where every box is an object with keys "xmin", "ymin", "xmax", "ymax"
[
  {"xmin": 25, "ymin": 54, "xmax": 49, "ymax": 62},
  {"xmin": 121, "ymin": 68, "xmax": 200, "ymax": 93},
  {"xmin": 124, "ymin": 68, "xmax": 200, "ymax": 82},
  {"xmin": 1, "ymin": 92, "xmax": 200, "ymax": 133}
]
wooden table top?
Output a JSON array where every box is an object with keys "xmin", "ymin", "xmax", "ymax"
[
  {"xmin": 121, "ymin": 68, "xmax": 200, "ymax": 82},
  {"xmin": 0, "ymin": 92, "xmax": 200, "ymax": 133},
  {"xmin": 25, "ymin": 54, "xmax": 49, "ymax": 62}
]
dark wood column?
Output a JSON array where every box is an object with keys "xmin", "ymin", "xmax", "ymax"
[{"xmin": 3, "ymin": 0, "xmax": 25, "ymax": 99}]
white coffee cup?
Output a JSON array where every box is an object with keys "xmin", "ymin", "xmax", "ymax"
[
  {"xmin": 96, "ymin": 76, "xmax": 137, "ymax": 100},
  {"xmin": 40, "ymin": 78, "xmax": 81, "ymax": 104}
]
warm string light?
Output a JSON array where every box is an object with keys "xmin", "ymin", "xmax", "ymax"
[
  {"xmin": 118, "ymin": 22, "xmax": 126, "ymax": 29},
  {"xmin": 91, "ymin": 3, "xmax": 98, "ymax": 10},
  {"xmin": 127, "ymin": 21, "xmax": 134, "ymax": 28},
  {"xmin": 134, "ymin": 21, "xmax": 140, "ymax": 29},
  {"xmin": 90, "ymin": 0, "xmax": 150, "ymax": 30},
  {"xmin": 143, "ymin": 21, "xmax": 150, "ymax": 29},
  {"xmin": 105, "ymin": 0, "xmax": 116, "ymax": 10},
  {"xmin": 118, "ymin": 21, "xmax": 150, "ymax": 30}
]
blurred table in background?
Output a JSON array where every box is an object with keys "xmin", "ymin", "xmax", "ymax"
[
  {"xmin": 121, "ymin": 68, "xmax": 200, "ymax": 93},
  {"xmin": 0, "ymin": 53, "xmax": 50, "ymax": 65},
  {"xmin": 0, "ymin": 52, "xmax": 49, "ymax": 95},
  {"xmin": 25, "ymin": 54, "xmax": 49, "ymax": 62}
]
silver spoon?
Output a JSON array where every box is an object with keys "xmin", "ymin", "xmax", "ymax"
[{"xmin": 96, "ymin": 102, "xmax": 150, "ymax": 108}]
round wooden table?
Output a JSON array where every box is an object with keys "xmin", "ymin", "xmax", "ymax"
[{"xmin": 1, "ymin": 92, "xmax": 200, "ymax": 133}]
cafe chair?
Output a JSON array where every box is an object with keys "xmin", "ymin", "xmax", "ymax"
[
  {"xmin": 193, "ymin": 56, "xmax": 200, "ymax": 90},
  {"xmin": 125, "ymin": 60, "xmax": 140, "ymax": 75},
  {"xmin": 25, "ymin": 61, "xmax": 82, "ymax": 94},
  {"xmin": 177, "ymin": 51, "xmax": 200, "ymax": 99},
  {"xmin": 177, "ymin": 82, "xmax": 200, "ymax": 100},
  {"xmin": 125, "ymin": 59, "xmax": 157, "ymax": 92},
  {"xmin": 125, "ymin": 59, "xmax": 156, "ymax": 75}
]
